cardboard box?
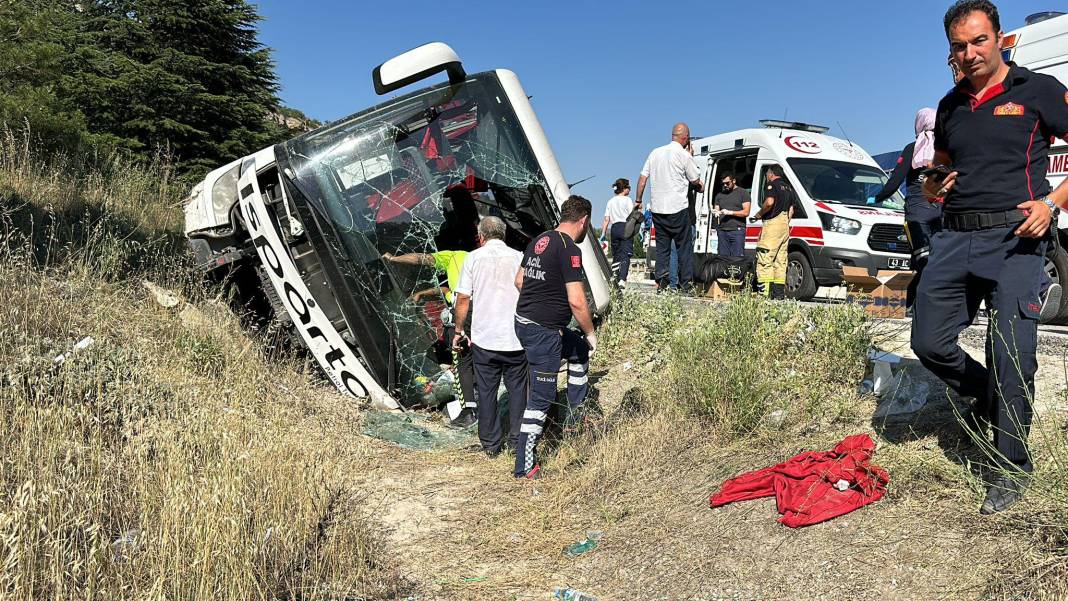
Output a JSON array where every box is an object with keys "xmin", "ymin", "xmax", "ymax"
[
  {"xmin": 841, "ymin": 266, "xmax": 914, "ymax": 319},
  {"xmin": 704, "ymin": 280, "xmax": 743, "ymax": 301}
]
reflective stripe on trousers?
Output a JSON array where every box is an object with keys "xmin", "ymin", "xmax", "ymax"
[
  {"xmin": 756, "ymin": 213, "xmax": 789, "ymax": 285},
  {"xmin": 513, "ymin": 318, "xmax": 590, "ymax": 476}
]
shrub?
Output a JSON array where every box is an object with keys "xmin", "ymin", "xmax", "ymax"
[{"xmin": 601, "ymin": 293, "xmax": 871, "ymax": 438}]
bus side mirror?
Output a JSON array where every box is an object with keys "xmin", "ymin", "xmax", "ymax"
[{"xmin": 373, "ymin": 42, "xmax": 466, "ymax": 95}]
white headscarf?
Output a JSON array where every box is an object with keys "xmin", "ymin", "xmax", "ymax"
[{"xmin": 912, "ymin": 108, "xmax": 937, "ymax": 169}]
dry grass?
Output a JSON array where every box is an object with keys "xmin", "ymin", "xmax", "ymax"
[
  {"xmin": 0, "ymin": 131, "xmax": 400, "ymax": 599},
  {"xmin": 6, "ymin": 124, "xmax": 1068, "ymax": 599}
]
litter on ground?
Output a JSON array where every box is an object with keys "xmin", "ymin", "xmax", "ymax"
[{"xmin": 709, "ymin": 434, "xmax": 889, "ymax": 528}]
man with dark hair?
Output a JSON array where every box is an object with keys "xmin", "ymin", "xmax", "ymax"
[
  {"xmin": 913, "ymin": 0, "xmax": 1068, "ymax": 514},
  {"xmin": 636, "ymin": 123, "xmax": 704, "ymax": 291},
  {"xmin": 512, "ymin": 195, "xmax": 597, "ymax": 479},
  {"xmin": 713, "ymin": 172, "xmax": 751, "ymax": 258},
  {"xmin": 943, "ymin": 0, "xmax": 999, "ymax": 36},
  {"xmin": 751, "ymin": 164, "xmax": 795, "ymax": 299}
]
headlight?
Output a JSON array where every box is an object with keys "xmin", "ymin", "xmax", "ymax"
[{"xmin": 819, "ymin": 212, "xmax": 861, "ymax": 235}]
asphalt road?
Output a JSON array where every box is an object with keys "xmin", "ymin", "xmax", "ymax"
[{"xmin": 626, "ymin": 277, "xmax": 1068, "ymax": 342}]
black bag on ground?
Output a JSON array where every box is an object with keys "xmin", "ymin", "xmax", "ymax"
[
  {"xmin": 622, "ymin": 208, "xmax": 644, "ymax": 240},
  {"xmin": 701, "ymin": 255, "xmax": 755, "ymax": 289}
]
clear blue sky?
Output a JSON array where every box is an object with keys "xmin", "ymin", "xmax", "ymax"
[{"xmin": 254, "ymin": 0, "xmax": 1057, "ymax": 217}]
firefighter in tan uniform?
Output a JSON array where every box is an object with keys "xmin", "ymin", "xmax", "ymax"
[{"xmin": 751, "ymin": 164, "xmax": 795, "ymax": 299}]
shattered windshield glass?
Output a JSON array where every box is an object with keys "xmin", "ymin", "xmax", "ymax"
[{"xmin": 278, "ymin": 74, "xmax": 553, "ymax": 406}]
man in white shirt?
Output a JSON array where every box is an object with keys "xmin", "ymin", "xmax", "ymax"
[
  {"xmin": 635, "ymin": 123, "xmax": 704, "ymax": 291},
  {"xmin": 453, "ymin": 216, "xmax": 528, "ymax": 457}
]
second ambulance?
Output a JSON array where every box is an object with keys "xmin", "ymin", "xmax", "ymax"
[{"xmin": 690, "ymin": 120, "xmax": 910, "ymax": 300}]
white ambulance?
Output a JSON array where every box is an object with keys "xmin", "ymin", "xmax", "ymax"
[
  {"xmin": 1003, "ymin": 11, "xmax": 1068, "ymax": 320},
  {"xmin": 689, "ymin": 121, "xmax": 910, "ymax": 300}
]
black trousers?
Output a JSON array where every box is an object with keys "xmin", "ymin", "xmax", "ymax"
[
  {"xmin": 911, "ymin": 226, "xmax": 1045, "ymax": 474},
  {"xmin": 472, "ymin": 345, "xmax": 528, "ymax": 453},
  {"xmin": 652, "ymin": 209, "xmax": 693, "ymax": 289}
]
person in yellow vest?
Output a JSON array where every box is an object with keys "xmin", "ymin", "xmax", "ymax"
[{"xmin": 384, "ymin": 249, "xmax": 476, "ymax": 427}]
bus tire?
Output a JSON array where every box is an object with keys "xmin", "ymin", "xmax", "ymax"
[{"xmin": 786, "ymin": 251, "xmax": 817, "ymax": 301}]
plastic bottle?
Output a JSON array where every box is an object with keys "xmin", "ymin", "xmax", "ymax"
[
  {"xmin": 552, "ymin": 587, "xmax": 599, "ymax": 601},
  {"xmin": 562, "ymin": 531, "xmax": 602, "ymax": 557},
  {"xmin": 872, "ymin": 360, "xmax": 893, "ymax": 397}
]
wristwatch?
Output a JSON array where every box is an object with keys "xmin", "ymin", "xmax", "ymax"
[{"xmin": 1041, "ymin": 197, "xmax": 1056, "ymax": 212}]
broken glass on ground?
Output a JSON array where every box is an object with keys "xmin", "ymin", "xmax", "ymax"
[{"xmin": 361, "ymin": 410, "xmax": 474, "ymax": 451}]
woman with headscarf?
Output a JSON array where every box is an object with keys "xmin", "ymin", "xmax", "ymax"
[{"xmin": 872, "ymin": 107, "xmax": 941, "ymax": 309}]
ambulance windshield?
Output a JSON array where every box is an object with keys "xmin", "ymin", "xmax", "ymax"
[{"xmin": 788, "ymin": 159, "xmax": 904, "ymax": 209}]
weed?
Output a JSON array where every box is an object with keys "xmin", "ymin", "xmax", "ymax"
[{"xmin": 0, "ymin": 130, "xmax": 399, "ymax": 599}]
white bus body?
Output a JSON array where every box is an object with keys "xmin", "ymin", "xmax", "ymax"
[{"xmin": 183, "ymin": 43, "xmax": 612, "ymax": 408}]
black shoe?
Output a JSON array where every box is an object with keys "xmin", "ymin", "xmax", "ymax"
[
  {"xmin": 980, "ymin": 475, "xmax": 1028, "ymax": 515},
  {"xmin": 960, "ymin": 406, "xmax": 990, "ymax": 440},
  {"xmin": 449, "ymin": 408, "xmax": 477, "ymax": 428},
  {"xmin": 485, "ymin": 447, "xmax": 501, "ymax": 459},
  {"xmin": 1040, "ymin": 282, "xmax": 1062, "ymax": 322}
]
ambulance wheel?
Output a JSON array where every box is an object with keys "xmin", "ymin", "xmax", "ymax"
[
  {"xmin": 786, "ymin": 251, "xmax": 817, "ymax": 301},
  {"xmin": 1047, "ymin": 245, "xmax": 1068, "ymax": 323}
]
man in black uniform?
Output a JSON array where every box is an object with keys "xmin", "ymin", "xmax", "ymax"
[
  {"xmin": 751, "ymin": 165, "xmax": 795, "ymax": 299},
  {"xmin": 912, "ymin": 0, "xmax": 1068, "ymax": 514},
  {"xmin": 512, "ymin": 196, "xmax": 597, "ymax": 479}
]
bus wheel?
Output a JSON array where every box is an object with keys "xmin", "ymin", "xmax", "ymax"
[{"xmin": 787, "ymin": 251, "xmax": 817, "ymax": 301}]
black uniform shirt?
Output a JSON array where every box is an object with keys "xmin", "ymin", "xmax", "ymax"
[
  {"xmin": 873, "ymin": 142, "xmax": 942, "ymax": 224},
  {"xmin": 516, "ymin": 230, "xmax": 584, "ymax": 329},
  {"xmin": 934, "ymin": 63, "xmax": 1068, "ymax": 214},
  {"xmin": 763, "ymin": 178, "xmax": 795, "ymax": 220}
]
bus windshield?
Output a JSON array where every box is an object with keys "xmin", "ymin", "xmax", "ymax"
[
  {"xmin": 787, "ymin": 158, "xmax": 904, "ymax": 209},
  {"xmin": 278, "ymin": 73, "xmax": 553, "ymax": 405}
]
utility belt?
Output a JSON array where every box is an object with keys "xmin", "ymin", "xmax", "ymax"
[{"xmin": 942, "ymin": 209, "xmax": 1025, "ymax": 232}]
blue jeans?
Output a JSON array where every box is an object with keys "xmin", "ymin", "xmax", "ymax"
[
  {"xmin": 668, "ymin": 240, "xmax": 678, "ymax": 287},
  {"xmin": 513, "ymin": 319, "xmax": 590, "ymax": 476},
  {"xmin": 609, "ymin": 222, "xmax": 633, "ymax": 285},
  {"xmin": 717, "ymin": 228, "xmax": 745, "ymax": 258}
]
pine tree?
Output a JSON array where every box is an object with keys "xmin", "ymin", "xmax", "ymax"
[
  {"xmin": 0, "ymin": 0, "xmax": 88, "ymax": 151},
  {"xmin": 65, "ymin": 0, "xmax": 283, "ymax": 174},
  {"xmin": 1, "ymin": 0, "xmax": 303, "ymax": 175}
]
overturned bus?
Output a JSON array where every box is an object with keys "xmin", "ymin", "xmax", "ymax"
[{"xmin": 183, "ymin": 43, "xmax": 613, "ymax": 409}]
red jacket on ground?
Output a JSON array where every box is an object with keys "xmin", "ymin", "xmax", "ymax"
[{"xmin": 709, "ymin": 434, "xmax": 889, "ymax": 528}]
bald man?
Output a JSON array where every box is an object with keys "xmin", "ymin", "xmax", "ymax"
[{"xmin": 636, "ymin": 123, "xmax": 704, "ymax": 291}]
